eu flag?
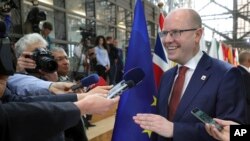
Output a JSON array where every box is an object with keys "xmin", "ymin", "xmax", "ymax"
[{"xmin": 111, "ymin": 0, "xmax": 157, "ymax": 141}]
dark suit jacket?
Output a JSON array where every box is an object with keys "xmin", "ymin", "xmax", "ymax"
[
  {"xmin": 1, "ymin": 88, "xmax": 87, "ymax": 141},
  {"xmin": 237, "ymin": 65, "xmax": 250, "ymax": 123},
  {"xmin": 0, "ymin": 100, "xmax": 80, "ymax": 141},
  {"xmin": 237, "ymin": 65, "xmax": 250, "ymax": 103},
  {"xmin": 157, "ymin": 53, "xmax": 246, "ymax": 141},
  {"xmin": 1, "ymin": 88, "xmax": 77, "ymax": 103}
]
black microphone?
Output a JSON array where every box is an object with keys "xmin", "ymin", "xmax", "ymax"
[
  {"xmin": 108, "ymin": 67, "xmax": 145, "ymax": 94},
  {"xmin": 71, "ymin": 73, "xmax": 99, "ymax": 91},
  {"xmin": 123, "ymin": 67, "xmax": 145, "ymax": 84},
  {"xmin": 107, "ymin": 67, "xmax": 145, "ymax": 99}
]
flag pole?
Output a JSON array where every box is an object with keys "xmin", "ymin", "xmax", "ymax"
[{"xmin": 158, "ymin": 2, "xmax": 164, "ymax": 12}]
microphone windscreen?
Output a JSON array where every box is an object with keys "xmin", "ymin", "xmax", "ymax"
[
  {"xmin": 81, "ymin": 73, "xmax": 99, "ymax": 87},
  {"xmin": 95, "ymin": 76, "xmax": 107, "ymax": 86},
  {"xmin": 126, "ymin": 80, "xmax": 135, "ymax": 88},
  {"xmin": 123, "ymin": 67, "xmax": 145, "ymax": 85}
]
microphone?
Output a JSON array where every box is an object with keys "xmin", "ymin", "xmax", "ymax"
[
  {"xmin": 123, "ymin": 67, "xmax": 145, "ymax": 84},
  {"xmin": 107, "ymin": 67, "xmax": 145, "ymax": 99},
  {"xmin": 107, "ymin": 80, "xmax": 135, "ymax": 99},
  {"xmin": 71, "ymin": 73, "xmax": 99, "ymax": 91}
]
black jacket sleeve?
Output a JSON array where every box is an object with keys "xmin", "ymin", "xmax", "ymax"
[
  {"xmin": 0, "ymin": 101, "xmax": 80, "ymax": 141},
  {"xmin": 1, "ymin": 88, "xmax": 77, "ymax": 103}
]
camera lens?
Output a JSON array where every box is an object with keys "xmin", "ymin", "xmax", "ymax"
[{"xmin": 39, "ymin": 56, "xmax": 58, "ymax": 73}]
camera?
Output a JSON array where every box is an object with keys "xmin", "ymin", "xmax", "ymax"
[
  {"xmin": 80, "ymin": 27, "xmax": 96, "ymax": 39},
  {"xmin": 26, "ymin": 48, "xmax": 58, "ymax": 73},
  {"xmin": 26, "ymin": 7, "xmax": 46, "ymax": 33}
]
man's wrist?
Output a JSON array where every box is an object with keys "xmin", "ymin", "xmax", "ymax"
[{"xmin": 76, "ymin": 93, "xmax": 88, "ymax": 100}]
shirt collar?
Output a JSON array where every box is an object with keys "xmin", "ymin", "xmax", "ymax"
[{"xmin": 177, "ymin": 50, "xmax": 203, "ymax": 70}]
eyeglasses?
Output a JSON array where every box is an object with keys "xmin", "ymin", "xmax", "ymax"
[{"xmin": 159, "ymin": 28, "xmax": 198, "ymax": 39}]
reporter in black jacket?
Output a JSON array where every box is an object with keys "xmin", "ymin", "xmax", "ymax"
[{"xmin": 0, "ymin": 74, "xmax": 119, "ymax": 141}]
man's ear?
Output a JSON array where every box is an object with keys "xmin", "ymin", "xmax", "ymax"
[
  {"xmin": 195, "ymin": 28, "xmax": 203, "ymax": 43},
  {"xmin": 247, "ymin": 58, "xmax": 250, "ymax": 65}
]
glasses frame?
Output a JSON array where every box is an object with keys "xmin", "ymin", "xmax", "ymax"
[{"xmin": 159, "ymin": 28, "xmax": 198, "ymax": 39}]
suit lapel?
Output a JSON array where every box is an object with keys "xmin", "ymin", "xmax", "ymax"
[
  {"xmin": 174, "ymin": 53, "xmax": 213, "ymax": 121},
  {"xmin": 159, "ymin": 66, "xmax": 177, "ymax": 117}
]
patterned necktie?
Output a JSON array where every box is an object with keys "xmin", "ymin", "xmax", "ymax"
[{"xmin": 168, "ymin": 66, "xmax": 189, "ymax": 121}]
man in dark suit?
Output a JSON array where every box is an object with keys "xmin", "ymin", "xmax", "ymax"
[
  {"xmin": 133, "ymin": 8, "xmax": 245, "ymax": 141},
  {"xmin": 237, "ymin": 51, "xmax": 250, "ymax": 124}
]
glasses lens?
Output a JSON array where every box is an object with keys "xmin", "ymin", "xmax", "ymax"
[
  {"xmin": 159, "ymin": 31, "xmax": 168, "ymax": 38},
  {"xmin": 171, "ymin": 30, "xmax": 181, "ymax": 38}
]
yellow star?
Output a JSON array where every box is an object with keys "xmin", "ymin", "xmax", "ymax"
[
  {"xmin": 142, "ymin": 129, "xmax": 152, "ymax": 138},
  {"xmin": 151, "ymin": 96, "xmax": 157, "ymax": 106}
]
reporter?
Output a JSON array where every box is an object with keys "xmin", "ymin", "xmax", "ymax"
[
  {"xmin": 205, "ymin": 118, "xmax": 239, "ymax": 141},
  {"xmin": 14, "ymin": 33, "xmax": 58, "ymax": 82},
  {"xmin": 0, "ymin": 29, "xmax": 119, "ymax": 141},
  {"xmin": 2, "ymin": 85, "xmax": 112, "ymax": 103},
  {"xmin": 8, "ymin": 71, "xmax": 88, "ymax": 96},
  {"xmin": 1, "ymin": 73, "xmax": 119, "ymax": 141}
]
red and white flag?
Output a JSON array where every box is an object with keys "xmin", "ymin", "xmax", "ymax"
[{"xmin": 153, "ymin": 11, "xmax": 169, "ymax": 89}]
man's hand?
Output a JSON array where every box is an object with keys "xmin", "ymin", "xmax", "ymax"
[
  {"xmin": 75, "ymin": 85, "xmax": 112, "ymax": 100},
  {"xmin": 49, "ymin": 82, "xmax": 74, "ymax": 94},
  {"xmin": 74, "ymin": 94, "xmax": 120, "ymax": 115},
  {"xmin": 205, "ymin": 118, "xmax": 239, "ymax": 141},
  {"xmin": 16, "ymin": 52, "xmax": 36, "ymax": 72},
  {"xmin": 133, "ymin": 113, "xmax": 174, "ymax": 138},
  {"xmin": 88, "ymin": 85, "xmax": 112, "ymax": 95}
]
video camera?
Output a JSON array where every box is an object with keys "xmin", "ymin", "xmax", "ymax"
[
  {"xmin": 0, "ymin": 20, "xmax": 16, "ymax": 75},
  {"xmin": 26, "ymin": 7, "xmax": 46, "ymax": 33},
  {"xmin": 26, "ymin": 48, "xmax": 58, "ymax": 73},
  {"xmin": 0, "ymin": 0, "xmax": 18, "ymax": 13},
  {"xmin": 79, "ymin": 27, "xmax": 96, "ymax": 39}
]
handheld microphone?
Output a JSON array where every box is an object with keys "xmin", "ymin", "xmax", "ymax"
[
  {"xmin": 107, "ymin": 80, "xmax": 135, "ymax": 99},
  {"xmin": 71, "ymin": 73, "xmax": 99, "ymax": 91},
  {"xmin": 107, "ymin": 67, "xmax": 145, "ymax": 99},
  {"xmin": 123, "ymin": 67, "xmax": 145, "ymax": 84}
]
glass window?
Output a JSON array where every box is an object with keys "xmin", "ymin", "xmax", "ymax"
[
  {"xmin": 65, "ymin": 0, "xmax": 86, "ymax": 16},
  {"xmin": 67, "ymin": 14, "xmax": 85, "ymax": 42},
  {"xmin": 23, "ymin": 0, "xmax": 55, "ymax": 38},
  {"xmin": 117, "ymin": 7, "xmax": 125, "ymax": 28},
  {"xmin": 38, "ymin": 0, "xmax": 53, "ymax": 5},
  {"xmin": 96, "ymin": 0, "xmax": 116, "ymax": 24},
  {"xmin": 96, "ymin": 22, "xmax": 115, "ymax": 37},
  {"xmin": 124, "ymin": 10, "xmax": 132, "ymax": 32},
  {"xmin": 117, "ymin": 28, "xmax": 126, "ymax": 49}
]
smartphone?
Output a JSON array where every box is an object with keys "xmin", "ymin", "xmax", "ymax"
[{"xmin": 191, "ymin": 107, "xmax": 223, "ymax": 131}]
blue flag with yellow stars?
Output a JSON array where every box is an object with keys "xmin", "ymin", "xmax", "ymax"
[{"xmin": 111, "ymin": 0, "xmax": 157, "ymax": 141}]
